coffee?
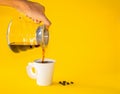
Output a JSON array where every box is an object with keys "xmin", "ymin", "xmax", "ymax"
[
  {"xmin": 9, "ymin": 42, "xmax": 40, "ymax": 53},
  {"xmin": 42, "ymin": 48, "xmax": 45, "ymax": 63},
  {"xmin": 36, "ymin": 61, "xmax": 50, "ymax": 63},
  {"xmin": 35, "ymin": 59, "xmax": 54, "ymax": 63}
]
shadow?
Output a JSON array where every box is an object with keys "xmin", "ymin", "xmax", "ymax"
[{"xmin": 51, "ymin": 81, "xmax": 60, "ymax": 86}]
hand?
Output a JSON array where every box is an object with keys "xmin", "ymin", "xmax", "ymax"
[{"xmin": 16, "ymin": 0, "xmax": 51, "ymax": 28}]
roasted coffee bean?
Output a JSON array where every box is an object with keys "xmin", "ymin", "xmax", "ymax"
[
  {"xmin": 71, "ymin": 82, "xmax": 74, "ymax": 84},
  {"xmin": 63, "ymin": 81, "xmax": 66, "ymax": 84},
  {"xmin": 59, "ymin": 81, "xmax": 62, "ymax": 84},
  {"xmin": 67, "ymin": 82, "xmax": 70, "ymax": 85},
  {"xmin": 62, "ymin": 83, "xmax": 66, "ymax": 86},
  {"xmin": 59, "ymin": 81, "xmax": 74, "ymax": 86},
  {"xmin": 63, "ymin": 81, "xmax": 66, "ymax": 85}
]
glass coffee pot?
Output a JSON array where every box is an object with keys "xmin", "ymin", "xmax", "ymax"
[{"xmin": 7, "ymin": 16, "xmax": 49, "ymax": 53}]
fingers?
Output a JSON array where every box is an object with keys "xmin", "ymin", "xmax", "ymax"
[
  {"xmin": 33, "ymin": 19, "xmax": 41, "ymax": 23},
  {"xmin": 26, "ymin": 15, "xmax": 41, "ymax": 23},
  {"xmin": 38, "ymin": 15, "xmax": 51, "ymax": 28},
  {"xmin": 26, "ymin": 15, "xmax": 51, "ymax": 28}
]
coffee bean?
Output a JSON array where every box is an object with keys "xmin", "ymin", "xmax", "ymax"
[
  {"xmin": 71, "ymin": 82, "xmax": 74, "ymax": 84},
  {"xmin": 59, "ymin": 81, "xmax": 62, "ymax": 84},
  {"xmin": 62, "ymin": 81, "xmax": 66, "ymax": 85},
  {"xmin": 62, "ymin": 83, "xmax": 66, "ymax": 86},
  {"xmin": 67, "ymin": 82, "xmax": 70, "ymax": 85},
  {"xmin": 59, "ymin": 81, "xmax": 64, "ymax": 85},
  {"xmin": 59, "ymin": 81, "xmax": 74, "ymax": 86},
  {"xmin": 63, "ymin": 81, "xmax": 66, "ymax": 84}
]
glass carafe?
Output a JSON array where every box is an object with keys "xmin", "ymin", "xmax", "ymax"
[{"xmin": 7, "ymin": 16, "xmax": 49, "ymax": 53}]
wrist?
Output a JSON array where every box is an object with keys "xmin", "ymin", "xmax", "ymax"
[
  {"xmin": 14, "ymin": 0, "xmax": 30, "ymax": 14},
  {"xmin": 0, "ymin": 0, "xmax": 28, "ymax": 9}
]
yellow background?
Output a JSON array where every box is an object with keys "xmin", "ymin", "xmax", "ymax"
[{"xmin": 0, "ymin": 0, "xmax": 120, "ymax": 94}]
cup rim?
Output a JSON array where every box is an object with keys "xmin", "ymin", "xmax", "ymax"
[{"xmin": 34, "ymin": 58, "xmax": 55, "ymax": 64}]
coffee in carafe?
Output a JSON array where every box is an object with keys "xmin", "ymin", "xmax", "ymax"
[
  {"xmin": 8, "ymin": 42, "xmax": 40, "ymax": 53},
  {"xmin": 7, "ymin": 19, "xmax": 49, "ymax": 53}
]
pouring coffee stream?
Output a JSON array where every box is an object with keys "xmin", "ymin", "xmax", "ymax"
[
  {"xmin": 7, "ymin": 17, "xmax": 49, "ymax": 63},
  {"xmin": 42, "ymin": 47, "xmax": 45, "ymax": 63}
]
